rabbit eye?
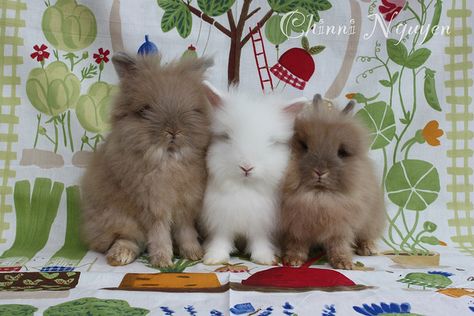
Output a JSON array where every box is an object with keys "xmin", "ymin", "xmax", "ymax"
[
  {"xmin": 193, "ymin": 108, "xmax": 204, "ymax": 114},
  {"xmin": 298, "ymin": 139, "xmax": 308, "ymax": 151},
  {"xmin": 338, "ymin": 146, "xmax": 350, "ymax": 158},
  {"xmin": 273, "ymin": 141, "xmax": 286, "ymax": 147},
  {"xmin": 215, "ymin": 133, "xmax": 230, "ymax": 142},
  {"xmin": 271, "ymin": 138, "xmax": 287, "ymax": 146},
  {"xmin": 136, "ymin": 105, "xmax": 152, "ymax": 118}
]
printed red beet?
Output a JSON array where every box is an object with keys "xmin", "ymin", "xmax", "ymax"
[
  {"xmin": 242, "ymin": 258, "xmax": 355, "ymax": 288},
  {"xmin": 270, "ymin": 36, "xmax": 325, "ymax": 90}
]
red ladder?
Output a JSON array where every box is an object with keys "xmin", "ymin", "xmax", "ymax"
[{"xmin": 249, "ymin": 23, "xmax": 274, "ymax": 92}]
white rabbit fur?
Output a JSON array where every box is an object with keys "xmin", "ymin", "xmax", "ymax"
[{"xmin": 202, "ymin": 87, "xmax": 304, "ymax": 265}]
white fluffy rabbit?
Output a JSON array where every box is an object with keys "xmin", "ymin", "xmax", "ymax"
[{"xmin": 202, "ymin": 85, "xmax": 305, "ymax": 265}]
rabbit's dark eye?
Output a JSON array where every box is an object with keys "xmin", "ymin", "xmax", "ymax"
[
  {"xmin": 215, "ymin": 133, "xmax": 230, "ymax": 142},
  {"xmin": 298, "ymin": 139, "xmax": 308, "ymax": 151},
  {"xmin": 338, "ymin": 146, "xmax": 350, "ymax": 158},
  {"xmin": 193, "ymin": 108, "xmax": 204, "ymax": 114},
  {"xmin": 136, "ymin": 105, "xmax": 151, "ymax": 118}
]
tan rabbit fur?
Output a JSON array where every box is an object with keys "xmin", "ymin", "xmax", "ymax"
[
  {"xmin": 280, "ymin": 95, "xmax": 385, "ymax": 270},
  {"xmin": 80, "ymin": 53, "xmax": 213, "ymax": 267}
]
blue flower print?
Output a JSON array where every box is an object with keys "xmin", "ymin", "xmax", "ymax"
[
  {"xmin": 230, "ymin": 303, "xmax": 255, "ymax": 315},
  {"xmin": 160, "ymin": 306, "xmax": 175, "ymax": 316},
  {"xmin": 322, "ymin": 304, "xmax": 336, "ymax": 316},
  {"xmin": 353, "ymin": 302, "xmax": 422, "ymax": 316}
]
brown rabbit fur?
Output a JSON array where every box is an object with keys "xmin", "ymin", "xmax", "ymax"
[
  {"xmin": 80, "ymin": 53, "xmax": 213, "ymax": 267},
  {"xmin": 280, "ymin": 94, "xmax": 385, "ymax": 270}
]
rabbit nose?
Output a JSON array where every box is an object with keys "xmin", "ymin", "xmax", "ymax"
[
  {"xmin": 167, "ymin": 130, "xmax": 180, "ymax": 139},
  {"xmin": 239, "ymin": 165, "xmax": 254, "ymax": 176},
  {"xmin": 313, "ymin": 169, "xmax": 328, "ymax": 178}
]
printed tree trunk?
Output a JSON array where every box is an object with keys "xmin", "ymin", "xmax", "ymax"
[
  {"xmin": 158, "ymin": 0, "xmax": 332, "ymax": 86},
  {"xmin": 186, "ymin": 1, "xmax": 273, "ymax": 85}
]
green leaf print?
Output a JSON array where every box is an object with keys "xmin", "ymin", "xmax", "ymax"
[
  {"xmin": 405, "ymin": 48, "xmax": 431, "ymax": 69},
  {"xmin": 423, "ymin": 221, "xmax": 437, "ymax": 232},
  {"xmin": 379, "ymin": 79, "xmax": 392, "ymax": 87},
  {"xmin": 385, "ymin": 160, "xmax": 440, "ymax": 211},
  {"xmin": 267, "ymin": 0, "xmax": 300, "ymax": 13},
  {"xmin": 387, "ymin": 39, "xmax": 408, "ymax": 66},
  {"xmin": 355, "ymin": 101, "xmax": 396, "ymax": 149},
  {"xmin": 197, "ymin": 0, "xmax": 236, "ymax": 16},
  {"xmin": 159, "ymin": 0, "xmax": 192, "ymax": 38},
  {"xmin": 300, "ymin": 0, "xmax": 332, "ymax": 16},
  {"xmin": 420, "ymin": 236, "xmax": 441, "ymax": 245}
]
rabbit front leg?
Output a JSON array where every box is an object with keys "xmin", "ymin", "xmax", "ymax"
[
  {"xmin": 173, "ymin": 217, "xmax": 203, "ymax": 261},
  {"xmin": 147, "ymin": 219, "xmax": 174, "ymax": 268},
  {"xmin": 355, "ymin": 239, "xmax": 378, "ymax": 256},
  {"xmin": 249, "ymin": 234, "xmax": 276, "ymax": 265},
  {"xmin": 282, "ymin": 235, "xmax": 311, "ymax": 267},
  {"xmin": 106, "ymin": 238, "xmax": 142, "ymax": 266},
  {"xmin": 203, "ymin": 232, "xmax": 233, "ymax": 265},
  {"xmin": 324, "ymin": 235, "xmax": 354, "ymax": 270}
]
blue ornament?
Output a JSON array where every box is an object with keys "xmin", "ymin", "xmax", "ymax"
[{"xmin": 138, "ymin": 35, "xmax": 158, "ymax": 56}]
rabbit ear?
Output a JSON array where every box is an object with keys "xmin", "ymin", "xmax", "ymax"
[
  {"xmin": 203, "ymin": 81, "xmax": 223, "ymax": 108},
  {"xmin": 185, "ymin": 57, "xmax": 214, "ymax": 74},
  {"xmin": 312, "ymin": 94, "xmax": 323, "ymax": 110},
  {"xmin": 283, "ymin": 99, "xmax": 306, "ymax": 117},
  {"xmin": 112, "ymin": 52, "xmax": 137, "ymax": 79},
  {"xmin": 342, "ymin": 100, "xmax": 355, "ymax": 114}
]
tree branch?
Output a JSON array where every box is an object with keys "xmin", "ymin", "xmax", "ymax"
[
  {"xmin": 185, "ymin": 2, "xmax": 232, "ymax": 37},
  {"xmin": 227, "ymin": 10, "xmax": 236, "ymax": 31},
  {"xmin": 236, "ymin": 0, "xmax": 252, "ymax": 33},
  {"xmin": 240, "ymin": 9, "xmax": 273, "ymax": 46},
  {"xmin": 245, "ymin": 7, "xmax": 261, "ymax": 20}
]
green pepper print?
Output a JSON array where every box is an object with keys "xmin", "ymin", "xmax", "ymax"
[{"xmin": 424, "ymin": 68, "xmax": 441, "ymax": 111}]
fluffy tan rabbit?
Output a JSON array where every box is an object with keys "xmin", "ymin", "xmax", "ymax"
[
  {"xmin": 280, "ymin": 94, "xmax": 385, "ymax": 270},
  {"xmin": 80, "ymin": 53, "xmax": 213, "ymax": 267}
]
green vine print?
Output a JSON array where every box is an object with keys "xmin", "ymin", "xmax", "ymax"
[{"xmin": 348, "ymin": 0, "xmax": 445, "ymax": 255}]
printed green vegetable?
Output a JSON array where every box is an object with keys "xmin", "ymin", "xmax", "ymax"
[
  {"xmin": 0, "ymin": 304, "xmax": 37, "ymax": 316},
  {"xmin": 422, "ymin": 0, "xmax": 442, "ymax": 44},
  {"xmin": 424, "ymin": 68, "xmax": 442, "ymax": 111},
  {"xmin": 265, "ymin": 15, "xmax": 289, "ymax": 45},
  {"xmin": 44, "ymin": 297, "xmax": 149, "ymax": 316},
  {"xmin": 0, "ymin": 179, "xmax": 64, "ymax": 262},
  {"xmin": 26, "ymin": 61, "xmax": 81, "ymax": 116},
  {"xmin": 42, "ymin": 0, "xmax": 97, "ymax": 51},
  {"xmin": 75, "ymin": 82, "xmax": 117, "ymax": 133}
]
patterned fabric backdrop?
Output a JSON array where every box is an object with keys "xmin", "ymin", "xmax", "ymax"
[{"xmin": 0, "ymin": 0, "xmax": 473, "ymax": 315}]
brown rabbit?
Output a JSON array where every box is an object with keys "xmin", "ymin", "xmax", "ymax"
[
  {"xmin": 280, "ymin": 94, "xmax": 385, "ymax": 270},
  {"xmin": 80, "ymin": 52, "xmax": 214, "ymax": 267}
]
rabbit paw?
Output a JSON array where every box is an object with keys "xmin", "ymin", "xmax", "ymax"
[
  {"xmin": 282, "ymin": 254, "xmax": 306, "ymax": 267},
  {"xmin": 149, "ymin": 252, "xmax": 174, "ymax": 268},
  {"xmin": 106, "ymin": 241, "xmax": 138, "ymax": 266},
  {"xmin": 251, "ymin": 251, "xmax": 276, "ymax": 266},
  {"xmin": 355, "ymin": 240, "xmax": 378, "ymax": 256},
  {"xmin": 203, "ymin": 249, "xmax": 230, "ymax": 265},
  {"xmin": 180, "ymin": 243, "xmax": 204, "ymax": 261},
  {"xmin": 328, "ymin": 255, "xmax": 353, "ymax": 270}
]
